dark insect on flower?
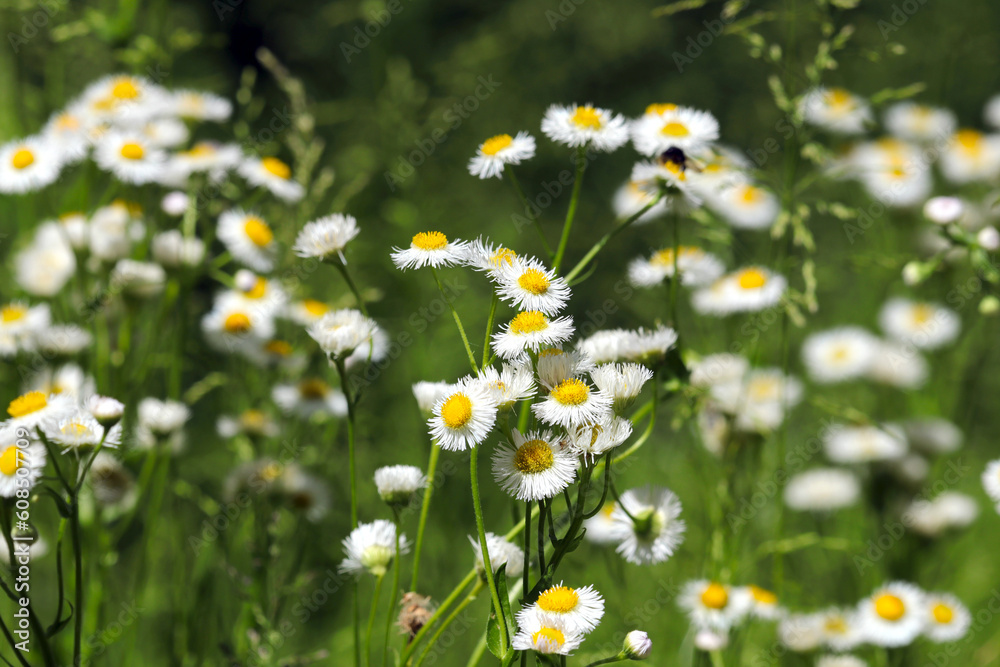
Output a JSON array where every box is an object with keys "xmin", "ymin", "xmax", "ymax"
[{"xmin": 658, "ymin": 146, "xmax": 703, "ymax": 174}]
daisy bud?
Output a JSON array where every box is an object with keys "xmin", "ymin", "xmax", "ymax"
[
  {"xmin": 307, "ymin": 309, "xmax": 378, "ymax": 359},
  {"xmin": 977, "ymin": 226, "xmax": 1000, "ymax": 251},
  {"xmin": 979, "ymin": 295, "xmax": 1000, "ymax": 316},
  {"xmin": 623, "ymin": 630, "xmax": 652, "ymax": 660},
  {"xmin": 234, "ymin": 269, "xmax": 259, "ymax": 293},
  {"xmin": 161, "ymin": 191, "xmax": 189, "ymax": 216},
  {"xmin": 86, "ymin": 395, "xmax": 125, "ymax": 428},
  {"xmin": 901, "ymin": 260, "xmax": 929, "ymax": 286},
  {"xmin": 923, "ymin": 196, "xmax": 963, "ymax": 225},
  {"xmin": 374, "ymin": 465, "xmax": 426, "ymax": 508}
]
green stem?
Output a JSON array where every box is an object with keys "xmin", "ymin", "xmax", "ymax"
[
  {"xmin": 669, "ymin": 210, "xmax": 680, "ymax": 328},
  {"xmin": 482, "ymin": 293, "xmax": 499, "ymax": 370},
  {"xmin": 430, "ymin": 267, "xmax": 478, "ymax": 374},
  {"xmin": 506, "ymin": 169, "xmax": 553, "ymax": 259},
  {"xmin": 383, "ymin": 516, "xmax": 402, "ymax": 666},
  {"xmin": 522, "ymin": 501, "xmax": 531, "ymax": 605},
  {"xmin": 584, "ymin": 657, "xmax": 626, "ymax": 667},
  {"xmin": 470, "ymin": 447, "xmax": 508, "ymax": 653},
  {"xmin": 335, "ymin": 260, "xmax": 370, "ymax": 317},
  {"xmin": 364, "ymin": 575, "xmax": 384, "ymax": 667},
  {"xmin": 410, "ymin": 441, "xmax": 440, "ymax": 592},
  {"xmin": 564, "ymin": 195, "xmax": 662, "ymax": 283},
  {"xmin": 336, "ymin": 357, "xmax": 359, "ymax": 528},
  {"xmin": 413, "ymin": 582, "xmax": 485, "ymax": 667},
  {"xmin": 552, "ymin": 146, "xmax": 587, "ymax": 272}
]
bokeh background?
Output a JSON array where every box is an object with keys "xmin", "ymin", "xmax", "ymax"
[{"xmin": 2, "ymin": 0, "xmax": 1000, "ymax": 664}]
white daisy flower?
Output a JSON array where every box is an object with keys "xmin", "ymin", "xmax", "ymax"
[
  {"xmin": 46, "ymin": 411, "xmax": 121, "ymax": 451},
  {"xmin": 138, "ymin": 398, "xmax": 190, "ymax": 437},
  {"xmin": 217, "ymin": 209, "xmax": 278, "ymax": 273},
  {"xmin": 168, "ymin": 141, "xmax": 242, "ymax": 177},
  {"xmin": 282, "ymin": 299, "xmax": 332, "ymax": 325},
  {"xmin": 940, "ymin": 129, "xmax": 1000, "ymax": 183},
  {"xmin": 730, "ymin": 585, "xmax": 781, "ymax": 621},
  {"xmin": 339, "ymin": 519, "xmax": 410, "ymax": 578},
  {"xmin": 923, "ymin": 196, "xmax": 965, "ymax": 225},
  {"xmin": 88, "ymin": 200, "xmax": 142, "ymax": 262},
  {"xmin": 624, "ymin": 326, "xmax": 680, "ymax": 366},
  {"xmin": 800, "ymin": 87, "xmax": 872, "ymax": 135},
  {"xmin": 537, "ymin": 348, "xmax": 595, "ymax": 389},
  {"xmin": 583, "ymin": 502, "xmax": 622, "ymax": 545},
  {"xmin": 678, "ymin": 580, "xmax": 751, "ymax": 632},
  {"xmin": 533, "ymin": 377, "xmax": 611, "ymax": 428},
  {"xmin": 5, "ymin": 391, "xmax": 73, "ymax": 431},
  {"xmin": 878, "ymin": 298, "xmax": 960, "ymax": 350},
  {"xmin": 479, "ymin": 362, "xmax": 536, "ymax": 409},
  {"xmin": 201, "ymin": 300, "xmax": 276, "ymax": 355},
  {"xmin": 630, "ymin": 159, "xmax": 700, "ymax": 209},
  {"xmin": 224, "ymin": 271, "xmax": 289, "ymax": 317},
  {"xmin": 469, "ymin": 532, "xmax": 524, "ymax": 578},
  {"xmin": 899, "ymin": 418, "xmax": 962, "ymax": 455},
  {"xmin": 281, "ymin": 465, "xmax": 332, "ymax": 522},
  {"xmin": 238, "ymin": 155, "xmax": 304, "ymax": 202},
  {"xmin": 374, "ymin": 465, "xmax": 427, "ymax": 505},
  {"xmin": 824, "ymin": 424, "xmax": 908, "ymax": 464},
  {"xmin": 110, "ymin": 259, "xmax": 166, "ymax": 298},
  {"xmin": 905, "ymin": 492, "xmax": 978, "ymax": 537},
  {"xmin": 14, "ymin": 224, "xmax": 76, "ymax": 297},
  {"xmin": 541, "ymin": 103, "xmax": 629, "ymax": 152},
  {"xmin": 0, "ymin": 302, "xmax": 50, "ymax": 357},
  {"xmin": 216, "ymin": 409, "xmax": 279, "ymax": 439},
  {"xmin": 511, "ymin": 611, "xmax": 584, "ymax": 655},
  {"xmin": 630, "ymin": 104, "xmax": 719, "ymax": 156},
  {"xmin": 307, "ymin": 309, "xmax": 378, "ymax": 359},
  {"xmin": 590, "ymin": 363, "xmax": 653, "ymax": 414},
  {"xmin": 690, "ymin": 353, "xmax": 750, "ymax": 389},
  {"xmin": 982, "ymin": 459, "xmax": 1000, "ymax": 502},
  {"xmin": 43, "ymin": 106, "xmax": 93, "ymax": 163},
  {"xmin": 857, "ymin": 582, "xmax": 926, "ymax": 647},
  {"xmin": 520, "ymin": 583, "xmax": 605, "ymax": 634},
  {"xmin": 779, "ymin": 613, "xmax": 826, "ymax": 652},
  {"xmin": 0, "ymin": 136, "xmax": 63, "ymax": 193},
  {"xmin": 612, "ymin": 179, "xmax": 669, "ymax": 224},
  {"xmin": 272, "ymin": 379, "xmax": 348, "ymax": 419},
  {"xmin": 576, "ymin": 330, "xmax": 634, "ymax": 365},
  {"xmin": 170, "ymin": 89, "xmax": 232, "ymax": 121},
  {"xmin": 493, "ymin": 259, "xmax": 571, "ymax": 316},
  {"xmin": 152, "ymin": 230, "xmax": 206, "ymax": 268},
  {"xmin": 866, "ymin": 339, "xmax": 928, "ymax": 389},
  {"xmin": 784, "ymin": 468, "xmax": 860, "ymax": 512},
  {"xmin": 708, "ymin": 182, "xmax": 780, "ymax": 229},
  {"xmin": 816, "ymin": 607, "xmax": 864, "ymax": 651},
  {"xmin": 493, "ymin": 311, "xmax": 575, "ymax": 360},
  {"xmin": 694, "ymin": 629, "xmax": 729, "ymax": 651},
  {"xmin": 566, "ymin": 415, "xmax": 632, "ymax": 461},
  {"xmin": 801, "ymin": 327, "xmax": 880, "ymax": 384},
  {"xmin": 427, "ymin": 380, "xmax": 498, "ymax": 451},
  {"xmin": 922, "ymin": 593, "xmax": 971, "ymax": 643},
  {"xmin": 0, "ymin": 425, "xmax": 46, "ymax": 498},
  {"xmin": 885, "ymin": 102, "xmax": 957, "ymax": 142},
  {"xmin": 25, "ymin": 364, "xmax": 94, "ymax": 400},
  {"xmin": 32, "ymin": 325, "xmax": 92, "ymax": 358},
  {"xmin": 136, "ymin": 117, "xmax": 190, "ymax": 148},
  {"xmin": 391, "ymin": 231, "xmax": 469, "ymax": 270},
  {"xmin": 412, "ymin": 381, "xmax": 455, "ymax": 416},
  {"xmin": 293, "ymin": 214, "xmax": 360, "ymax": 262},
  {"xmin": 691, "ymin": 267, "xmax": 787, "ymax": 316},
  {"xmin": 94, "ymin": 132, "xmax": 167, "ymax": 184},
  {"xmin": 987, "ymin": 94, "xmax": 1000, "ymax": 130},
  {"xmin": 462, "ymin": 238, "xmax": 520, "ymax": 274},
  {"xmin": 491, "ymin": 429, "xmax": 578, "ymax": 501},
  {"xmin": 80, "ymin": 74, "xmax": 167, "ymax": 122},
  {"xmin": 468, "ymin": 131, "xmax": 535, "ymax": 178},
  {"xmin": 627, "ymin": 246, "xmax": 725, "ymax": 288},
  {"xmin": 609, "ymin": 485, "xmax": 685, "ymax": 565}
]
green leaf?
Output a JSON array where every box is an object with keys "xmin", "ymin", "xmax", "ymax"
[
  {"xmin": 651, "ymin": 0, "xmax": 708, "ymax": 18},
  {"xmin": 486, "ymin": 564, "xmax": 513, "ymax": 658}
]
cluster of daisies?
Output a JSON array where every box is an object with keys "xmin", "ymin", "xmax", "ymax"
[{"xmin": 0, "ymin": 73, "xmax": 301, "ymax": 200}]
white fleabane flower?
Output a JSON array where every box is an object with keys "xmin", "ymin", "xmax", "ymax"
[
  {"xmin": 95, "ymin": 132, "xmax": 166, "ymax": 184},
  {"xmin": 922, "ymin": 592, "xmax": 971, "ymax": 643},
  {"xmin": 630, "ymin": 159, "xmax": 701, "ymax": 209},
  {"xmin": 824, "ymin": 424, "xmax": 907, "ymax": 464},
  {"xmin": 866, "ymin": 339, "xmax": 928, "ymax": 389},
  {"xmin": 462, "ymin": 238, "xmax": 520, "ymax": 274},
  {"xmin": 801, "ymin": 327, "xmax": 880, "ymax": 384},
  {"xmin": 15, "ymin": 223, "xmax": 76, "ymax": 297},
  {"xmin": 905, "ymin": 492, "xmax": 978, "ymax": 537},
  {"xmin": 493, "ymin": 258, "xmax": 571, "ymax": 316},
  {"xmin": 152, "ymin": 230, "xmax": 206, "ymax": 268},
  {"xmin": 679, "ymin": 580, "xmax": 750, "ymax": 632},
  {"xmin": 884, "ymin": 102, "xmax": 956, "ymax": 142},
  {"xmin": 627, "ymin": 246, "xmax": 725, "ymax": 288},
  {"xmin": 537, "ymin": 348, "xmax": 595, "ymax": 389},
  {"xmin": 216, "ymin": 409, "xmax": 279, "ymax": 439},
  {"xmin": 609, "ymin": 486, "xmax": 685, "ymax": 565},
  {"xmin": 982, "ymin": 459, "xmax": 1000, "ymax": 503},
  {"xmin": 111, "ymin": 259, "xmax": 166, "ymax": 298},
  {"xmin": 730, "ymin": 585, "xmax": 781, "ymax": 621},
  {"xmin": 138, "ymin": 398, "xmax": 190, "ymax": 437},
  {"xmin": 339, "ymin": 520, "xmax": 409, "ymax": 578},
  {"xmin": 469, "ymin": 532, "xmax": 523, "ymax": 578},
  {"xmin": 778, "ymin": 613, "xmax": 826, "ymax": 652},
  {"xmin": 374, "ymin": 465, "xmax": 427, "ymax": 505},
  {"xmin": 533, "ymin": 377, "xmax": 612, "ymax": 428},
  {"xmin": 899, "ymin": 418, "xmax": 962, "ymax": 455},
  {"xmin": 784, "ymin": 468, "xmax": 860, "ymax": 512},
  {"xmin": 692, "ymin": 266, "xmax": 787, "ymax": 316},
  {"xmin": 612, "ymin": 179, "xmax": 669, "ymax": 225},
  {"xmin": 923, "ymin": 196, "xmax": 965, "ymax": 224},
  {"xmin": 428, "ymin": 380, "xmax": 498, "ymax": 451},
  {"xmin": 878, "ymin": 298, "xmax": 960, "ymax": 350},
  {"xmin": 238, "ymin": 155, "xmax": 304, "ymax": 202},
  {"xmin": 815, "ymin": 607, "xmax": 864, "ymax": 651},
  {"xmin": 0, "ymin": 135, "xmax": 64, "ymax": 193},
  {"xmin": 491, "ymin": 429, "xmax": 577, "ymax": 501},
  {"xmin": 625, "ymin": 326, "xmax": 680, "ymax": 366},
  {"xmin": 492, "ymin": 311, "xmax": 575, "ymax": 359},
  {"xmin": 940, "ymin": 130, "xmax": 1000, "ymax": 184},
  {"xmin": 201, "ymin": 300, "xmax": 275, "ymax": 355},
  {"xmin": 391, "ymin": 231, "xmax": 469, "ymax": 270},
  {"xmin": 86, "ymin": 395, "xmax": 125, "ymax": 427},
  {"xmin": 272, "ymin": 379, "xmax": 348, "ymax": 419},
  {"xmin": 171, "ymin": 89, "xmax": 232, "ymax": 121},
  {"xmin": 566, "ymin": 415, "xmax": 632, "ymax": 461},
  {"xmin": 479, "ymin": 362, "xmax": 536, "ymax": 409},
  {"xmin": 541, "ymin": 103, "xmax": 629, "ymax": 152},
  {"xmin": 857, "ymin": 582, "xmax": 926, "ymax": 647},
  {"xmin": 46, "ymin": 411, "xmax": 121, "ymax": 451},
  {"xmin": 519, "ymin": 583, "xmax": 605, "ymax": 634},
  {"xmin": 307, "ymin": 309, "xmax": 378, "ymax": 359},
  {"xmin": 5, "ymin": 391, "xmax": 73, "ymax": 430},
  {"xmin": 576, "ymin": 329, "xmax": 634, "ymax": 365},
  {"xmin": 707, "ymin": 182, "xmax": 780, "ymax": 230},
  {"xmin": 590, "ymin": 363, "xmax": 653, "ymax": 414},
  {"xmin": 217, "ymin": 209, "xmax": 277, "ymax": 273},
  {"xmin": 412, "ymin": 381, "xmax": 454, "ymax": 416},
  {"xmin": 293, "ymin": 214, "xmax": 360, "ymax": 262},
  {"xmin": 0, "ymin": 302, "xmax": 50, "ymax": 357},
  {"xmin": 800, "ymin": 87, "xmax": 872, "ymax": 135},
  {"xmin": 624, "ymin": 630, "xmax": 652, "ymax": 659},
  {"xmin": 511, "ymin": 611, "xmax": 584, "ymax": 655},
  {"xmin": 630, "ymin": 104, "xmax": 719, "ymax": 156},
  {"xmin": 0, "ymin": 425, "xmax": 46, "ymax": 498},
  {"xmin": 468, "ymin": 131, "xmax": 535, "ymax": 178}
]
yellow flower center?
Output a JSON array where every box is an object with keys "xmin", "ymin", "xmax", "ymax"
[
  {"xmin": 440, "ymin": 393, "xmax": 473, "ymax": 429},
  {"xmin": 512, "ymin": 439, "xmax": 555, "ymax": 474},
  {"xmin": 412, "ymin": 231, "xmax": 448, "ymax": 250},
  {"xmin": 111, "ymin": 78, "xmax": 140, "ymax": 100},
  {"xmin": 261, "ymin": 156, "xmax": 291, "ymax": 179},
  {"xmin": 737, "ymin": 268, "xmax": 768, "ymax": 290},
  {"xmin": 570, "ymin": 106, "xmax": 602, "ymax": 130},
  {"xmin": 184, "ymin": 142, "xmax": 217, "ymax": 157},
  {"xmin": 55, "ymin": 113, "xmax": 80, "ymax": 131},
  {"xmin": 538, "ymin": 348, "xmax": 563, "ymax": 358},
  {"xmin": 646, "ymin": 103, "xmax": 677, "ymax": 115},
  {"xmin": 874, "ymin": 593, "xmax": 906, "ymax": 621},
  {"xmin": 750, "ymin": 585, "xmax": 777, "ymax": 605},
  {"xmin": 481, "ymin": 134, "xmax": 513, "ymax": 156},
  {"xmin": 663, "ymin": 160, "xmax": 687, "ymax": 181},
  {"xmin": 224, "ymin": 313, "xmax": 252, "ymax": 334},
  {"xmin": 303, "ymin": 299, "xmax": 330, "ymax": 316},
  {"xmin": 518, "ymin": 269, "xmax": 551, "ymax": 295},
  {"xmin": 537, "ymin": 586, "xmax": 579, "ymax": 613},
  {"xmin": 700, "ymin": 583, "xmax": 729, "ymax": 610},
  {"xmin": 11, "ymin": 148, "xmax": 35, "ymax": 170},
  {"xmin": 747, "ymin": 377, "xmax": 779, "ymax": 401},
  {"xmin": 824, "ymin": 616, "xmax": 848, "ymax": 635},
  {"xmin": 120, "ymin": 142, "xmax": 145, "ymax": 161},
  {"xmin": 827, "ymin": 88, "xmax": 852, "ymax": 108},
  {"xmin": 1, "ymin": 305, "xmax": 27, "ymax": 323},
  {"xmin": 260, "ymin": 462, "xmax": 283, "ymax": 481},
  {"xmin": 652, "ymin": 246, "xmax": 699, "ymax": 266},
  {"xmin": 265, "ymin": 340, "xmax": 292, "ymax": 356},
  {"xmin": 245, "ymin": 277, "xmax": 268, "ymax": 300},
  {"xmin": 490, "ymin": 248, "xmax": 517, "ymax": 267},
  {"xmin": 241, "ymin": 409, "xmax": 267, "ymax": 430},
  {"xmin": 0, "ymin": 447, "xmax": 23, "ymax": 477},
  {"xmin": 829, "ymin": 344, "xmax": 849, "ymax": 363},
  {"xmin": 911, "ymin": 303, "xmax": 933, "ymax": 325},
  {"xmin": 509, "ymin": 311, "xmax": 549, "ymax": 335},
  {"xmin": 244, "ymin": 217, "xmax": 274, "ymax": 247},
  {"xmin": 8, "ymin": 392, "xmax": 48, "ymax": 418},
  {"xmin": 932, "ymin": 603, "xmax": 954, "ymax": 624},
  {"xmin": 298, "ymin": 379, "xmax": 329, "ymax": 399},
  {"xmin": 741, "ymin": 186, "xmax": 763, "ymax": 203},
  {"xmin": 532, "ymin": 627, "xmax": 565, "ymax": 648},
  {"xmin": 60, "ymin": 421, "xmax": 89, "ymax": 438},
  {"xmin": 660, "ymin": 121, "xmax": 690, "ymax": 137},
  {"xmin": 956, "ymin": 129, "xmax": 983, "ymax": 152},
  {"xmin": 551, "ymin": 378, "xmax": 589, "ymax": 406}
]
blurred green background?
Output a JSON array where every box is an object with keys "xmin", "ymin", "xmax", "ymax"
[{"xmin": 2, "ymin": 0, "xmax": 1000, "ymax": 664}]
